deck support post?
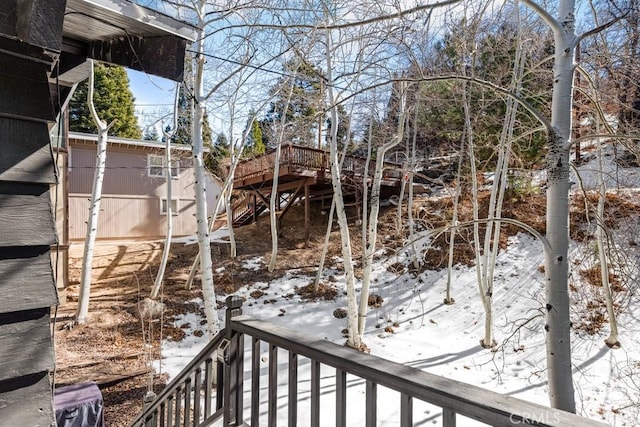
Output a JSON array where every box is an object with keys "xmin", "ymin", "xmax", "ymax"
[
  {"xmin": 252, "ymin": 194, "xmax": 257, "ymax": 224},
  {"xmin": 304, "ymin": 183, "xmax": 310, "ymax": 246}
]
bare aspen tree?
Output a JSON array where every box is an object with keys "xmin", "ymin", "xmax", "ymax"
[
  {"xmin": 151, "ymin": 83, "xmax": 180, "ymax": 300},
  {"xmin": 444, "ymin": 117, "xmax": 466, "ymax": 305},
  {"xmin": 408, "ymin": 96, "xmax": 421, "ymax": 270},
  {"xmin": 325, "ymin": 27, "xmax": 362, "ymax": 349},
  {"xmin": 314, "ymin": 112, "xmax": 355, "ymax": 291},
  {"xmin": 268, "ymin": 83, "xmax": 295, "ymax": 273},
  {"xmin": 361, "ymin": 113, "xmax": 374, "ymax": 267},
  {"xmin": 76, "ymin": 60, "xmax": 114, "ymax": 324},
  {"xmin": 192, "ymin": 0, "xmax": 219, "ymax": 337},
  {"xmin": 594, "ymin": 121, "xmax": 621, "ymax": 348},
  {"xmin": 359, "ymin": 84, "xmax": 408, "ymax": 338},
  {"xmin": 396, "ymin": 153, "xmax": 408, "ymax": 238},
  {"xmin": 185, "ymin": 102, "xmax": 272, "ymax": 290},
  {"xmin": 521, "ymin": 0, "xmax": 578, "ymax": 411}
]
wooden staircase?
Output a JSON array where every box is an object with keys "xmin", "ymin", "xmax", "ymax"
[{"xmin": 229, "ymin": 195, "xmax": 268, "ymax": 227}]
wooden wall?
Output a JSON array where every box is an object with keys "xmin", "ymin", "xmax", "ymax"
[
  {"xmin": 0, "ymin": 1, "xmax": 191, "ymax": 424},
  {"xmin": 0, "ymin": 2, "xmax": 64, "ymax": 423}
]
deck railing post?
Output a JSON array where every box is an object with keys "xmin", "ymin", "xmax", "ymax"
[
  {"xmin": 224, "ymin": 295, "xmax": 244, "ymax": 426},
  {"xmin": 142, "ymin": 391, "xmax": 157, "ymax": 427}
]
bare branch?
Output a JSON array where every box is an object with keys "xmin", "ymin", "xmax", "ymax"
[{"xmin": 519, "ymin": 0, "xmax": 563, "ymax": 36}]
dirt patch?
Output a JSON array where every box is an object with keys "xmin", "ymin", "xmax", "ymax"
[{"xmin": 54, "ymin": 204, "xmax": 347, "ymax": 426}]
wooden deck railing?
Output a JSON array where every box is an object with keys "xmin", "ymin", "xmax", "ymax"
[
  {"xmin": 233, "ymin": 144, "xmax": 402, "ymax": 184},
  {"xmin": 131, "ymin": 296, "xmax": 607, "ymax": 427}
]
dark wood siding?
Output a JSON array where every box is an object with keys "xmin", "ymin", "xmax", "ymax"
[
  {"xmin": 0, "ymin": 371, "xmax": 55, "ymax": 426},
  {"xmin": 0, "ymin": 0, "xmax": 65, "ymax": 51},
  {"xmin": 0, "ymin": 246, "xmax": 58, "ymax": 314},
  {"xmin": 0, "ymin": 6, "xmax": 61, "ymax": 423},
  {"xmin": 0, "ymin": 118, "xmax": 56, "ymax": 183},
  {"xmin": 0, "ymin": 183, "xmax": 57, "ymax": 247},
  {"xmin": 0, "ymin": 53, "xmax": 55, "ymax": 123},
  {"xmin": 0, "ymin": 308, "xmax": 53, "ymax": 382}
]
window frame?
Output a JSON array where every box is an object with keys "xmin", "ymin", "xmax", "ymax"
[
  {"xmin": 160, "ymin": 198, "xmax": 179, "ymax": 216},
  {"xmin": 148, "ymin": 154, "xmax": 179, "ymax": 179}
]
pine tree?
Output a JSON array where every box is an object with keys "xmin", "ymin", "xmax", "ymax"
[
  {"xmin": 205, "ymin": 132, "xmax": 230, "ymax": 176},
  {"xmin": 260, "ymin": 59, "xmax": 325, "ymax": 148},
  {"xmin": 143, "ymin": 126, "xmax": 160, "ymax": 141},
  {"xmin": 244, "ymin": 110, "xmax": 265, "ymax": 157},
  {"xmin": 69, "ymin": 63, "xmax": 142, "ymax": 139},
  {"xmin": 171, "ymin": 77, "xmax": 193, "ymax": 145}
]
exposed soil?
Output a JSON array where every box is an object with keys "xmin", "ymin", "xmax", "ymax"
[{"xmin": 54, "ymin": 203, "xmax": 348, "ymax": 426}]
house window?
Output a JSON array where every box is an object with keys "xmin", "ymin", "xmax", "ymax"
[
  {"xmin": 161, "ymin": 198, "xmax": 179, "ymax": 215},
  {"xmin": 148, "ymin": 154, "xmax": 179, "ymax": 178}
]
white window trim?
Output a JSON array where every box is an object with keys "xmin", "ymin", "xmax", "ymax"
[
  {"xmin": 169, "ymin": 159, "xmax": 180, "ymax": 179},
  {"xmin": 160, "ymin": 198, "xmax": 179, "ymax": 215},
  {"xmin": 148, "ymin": 154, "xmax": 164, "ymax": 178},
  {"xmin": 148, "ymin": 154, "xmax": 180, "ymax": 179}
]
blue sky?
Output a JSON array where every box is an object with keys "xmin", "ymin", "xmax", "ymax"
[{"xmin": 127, "ymin": 69, "xmax": 177, "ymax": 133}]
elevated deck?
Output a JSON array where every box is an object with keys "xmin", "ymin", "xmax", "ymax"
[
  {"xmin": 232, "ymin": 144, "xmax": 403, "ymax": 195},
  {"xmin": 228, "ymin": 145, "xmax": 405, "ymax": 237}
]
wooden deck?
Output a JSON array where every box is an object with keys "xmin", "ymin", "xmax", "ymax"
[
  {"xmin": 229, "ymin": 145, "xmax": 405, "ymax": 235},
  {"xmin": 233, "ymin": 144, "xmax": 403, "ymax": 197}
]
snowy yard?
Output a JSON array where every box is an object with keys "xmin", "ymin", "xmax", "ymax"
[{"xmin": 158, "ymin": 232, "xmax": 639, "ymax": 426}]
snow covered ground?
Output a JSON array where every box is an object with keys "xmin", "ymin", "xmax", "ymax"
[{"xmin": 156, "ymin": 146, "xmax": 640, "ymax": 426}]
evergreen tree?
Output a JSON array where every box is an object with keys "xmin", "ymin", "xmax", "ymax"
[
  {"xmin": 398, "ymin": 15, "xmax": 552, "ymax": 169},
  {"xmin": 171, "ymin": 76, "xmax": 193, "ymax": 144},
  {"xmin": 143, "ymin": 126, "xmax": 160, "ymax": 141},
  {"xmin": 260, "ymin": 59, "xmax": 325, "ymax": 148},
  {"xmin": 69, "ymin": 62, "xmax": 142, "ymax": 139},
  {"xmin": 205, "ymin": 132, "xmax": 230, "ymax": 177},
  {"xmin": 244, "ymin": 110, "xmax": 266, "ymax": 157}
]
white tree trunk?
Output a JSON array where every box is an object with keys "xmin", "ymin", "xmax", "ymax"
[
  {"xmin": 225, "ymin": 107, "xmax": 237, "ymax": 259},
  {"xmin": 358, "ymin": 84, "xmax": 407, "ymax": 338},
  {"xmin": 521, "ymin": 0, "xmax": 577, "ymax": 411},
  {"xmin": 396, "ymin": 157, "xmax": 407, "ymax": 237},
  {"xmin": 596, "ymin": 130, "xmax": 620, "ymax": 348},
  {"xmin": 463, "ymin": 83, "xmax": 494, "ymax": 348},
  {"xmin": 193, "ymin": 3, "xmax": 219, "ymax": 337},
  {"xmin": 151, "ymin": 84, "xmax": 180, "ymax": 300},
  {"xmin": 408, "ymin": 98, "xmax": 420, "ymax": 269},
  {"xmin": 314, "ymin": 142, "xmax": 351, "ymax": 290},
  {"xmin": 185, "ymin": 111, "xmax": 263, "ymax": 289},
  {"xmin": 268, "ymin": 142, "xmax": 283, "ymax": 272},
  {"xmin": 325, "ymin": 29, "xmax": 361, "ymax": 349},
  {"xmin": 445, "ymin": 131, "xmax": 466, "ymax": 305},
  {"xmin": 76, "ymin": 60, "xmax": 112, "ymax": 324}
]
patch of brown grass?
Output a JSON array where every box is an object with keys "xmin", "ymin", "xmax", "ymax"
[
  {"xmin": 570, "ymin": 192, "xmax": 640, "ymax": 242},
  {"xmin": 579, "ymin": 265, "xmax": 623, "ymax": 290},
  {"xmin": 295, "ymin": 282, "xmax": 338, "ymax": 301},
  {"xmin": 413, "ymin": 190, "xmax": 547, "ymax": 269}
]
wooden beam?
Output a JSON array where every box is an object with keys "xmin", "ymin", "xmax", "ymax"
[
  {"xmin": 0, "ymin": 308, "xmax": 53, "ymax": 382},
  {"xmin": 252, "ymin": 189, "xmax": 270, "ymax": 209},
  {"xmin": 89, "ymin": 36, "xmax": 188, "ymax": 82},
  {"xmin": 0, "ymin": 118, "xmax": 56, "ymax": 184},
  {"xmin": 277, "ymin": 179, "xmax": 307, "ymax": 221},
  {"xmin": 0, "ymin": 53, "xmax": 55, "ymax": 122},
  {"xmin": 0, "ymin": 246, "xmax": 58, "ymax": 314},
  {"xmin": 0, "ymin": 371, "xmax": 53, "ymax": 426},
  {"xmin": 0, "ymin": 183, "xmax": 57, "ymax": 247}
]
